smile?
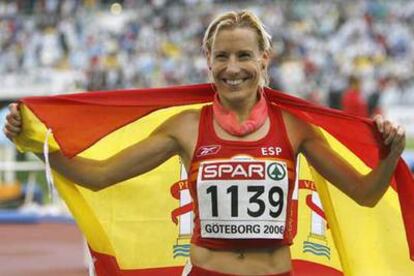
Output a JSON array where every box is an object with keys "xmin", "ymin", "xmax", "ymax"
[{"xmin": 223, "ymin": 78, "xmax": 249, "ymax": 86}]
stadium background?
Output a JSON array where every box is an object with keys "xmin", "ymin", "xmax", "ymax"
[{"xmin": 0, "ymin": 0, "xmax": 413, "ymax": 275}]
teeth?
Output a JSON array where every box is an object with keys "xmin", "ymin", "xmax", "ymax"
[{"xmin": 225, "ymin": 79, "xmax": 243, "ymax": 85}]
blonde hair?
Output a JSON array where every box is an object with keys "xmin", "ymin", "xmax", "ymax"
[{"xmin": 202, "ymin": 10, "xmax": 272, "ymax": 86}]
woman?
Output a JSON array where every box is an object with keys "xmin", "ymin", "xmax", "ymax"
[{"xmin": 3, "ymin": 11, "xmax": 406, "ymax": 276}]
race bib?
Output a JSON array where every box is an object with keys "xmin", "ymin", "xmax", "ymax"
[{"xmin": 197, "ymin": 157, "xmax": 289, "ymax": 239}]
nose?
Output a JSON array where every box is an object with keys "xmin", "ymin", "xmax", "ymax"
[{"xmin": 225, "ymin": 56, "xmax": 241, "ymax": 74}]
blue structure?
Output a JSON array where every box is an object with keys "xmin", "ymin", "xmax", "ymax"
[{"xmin": 0, "ymin": 107, "xmax": 13, "ymax": 146}]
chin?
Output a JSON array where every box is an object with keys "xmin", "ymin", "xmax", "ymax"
[
  {"xmin": 214, "ymin": 76, "xmax": 260, "ymax": 102},
  {"xmin": 219, "ymin": 87, "xmax": 256, "ymax": 103}
]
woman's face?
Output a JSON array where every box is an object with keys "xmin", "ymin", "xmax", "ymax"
[{"xmin": 208, "ymin": 27, "xmax": 269, "ymax": 106}]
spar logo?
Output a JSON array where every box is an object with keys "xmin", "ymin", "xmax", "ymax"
[
  {"xmin": 267, "ymin": 162, "xmax": 286, "ymax": 180},
  {"xmin": 201, "ymin": 161, "xmax": 266, "ymax": 180}
]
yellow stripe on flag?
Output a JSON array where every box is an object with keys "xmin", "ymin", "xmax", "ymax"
[{"xmin": 316, "ymin": 127, "xmax": 414, "ymax": 275}]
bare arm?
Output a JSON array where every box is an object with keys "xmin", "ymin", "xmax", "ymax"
[
  {"xmin": 4, "ymin": 103, "xmax": 197, "ymax": 191},
  {"xmin": 284, "ymin": 111, "xmax": 405, "ymax": 207},
  {"xmin": 35, "ymin": 128, "xmax": 179, "ymax": 191}
]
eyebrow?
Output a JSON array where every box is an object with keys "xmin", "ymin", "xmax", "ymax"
[
  {"xmin": 213, "ymin": 49, "xmax": 254, "ymax": 54},
  {"xmin": 238, "ymin": 50, "xmax": 254, "ymax": 54}
]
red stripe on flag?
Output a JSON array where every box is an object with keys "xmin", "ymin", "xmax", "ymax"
[
  {"xmin": 90, "ymin": 249, "xmax": 184, "ymax": 276},
  {"xmin": 292, "ymin": 259, "xmax": 343, "ymax": 276}
]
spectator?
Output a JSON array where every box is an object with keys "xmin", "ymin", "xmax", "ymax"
[
  {"xmin": 0, "ymin": 0, "xmax": 413, "ymax": 108},
  {"xmin": 341, "ymin": 76, "xmax": 369, "ymax": 117}
]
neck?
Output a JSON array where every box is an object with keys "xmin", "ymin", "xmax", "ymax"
[
  {"xmin": 212, "ymin": 89, "xmax": 268, "ymax": 137},
  {"xmin": 219, "ymin": 93, "xmax": 259, "ymax": 123}
]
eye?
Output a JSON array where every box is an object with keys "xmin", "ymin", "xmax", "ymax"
[
  {"xmin": 239, "ymin": 52, "xmax": 252, "ymax": 60},
  {"xmin": 214, "ymin": 54, "xmax": 227, "ymax": 61}
]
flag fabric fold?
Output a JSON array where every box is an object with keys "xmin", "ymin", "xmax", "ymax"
[{"xmin": 14, "ymin": 83, "xmax": 414, "ymax": 275}]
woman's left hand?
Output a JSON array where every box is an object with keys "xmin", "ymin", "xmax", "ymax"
[{"xmin": 373, "ymin": 114, "xmax": 406, "ymax": 158}]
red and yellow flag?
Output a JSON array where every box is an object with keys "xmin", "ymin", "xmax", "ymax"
[{"xmin": 14, "ymin": 83, "xmax": 414, "ymax": 275}]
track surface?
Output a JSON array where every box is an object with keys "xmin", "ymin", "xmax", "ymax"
[{"xmin": 0, "ymin": 223, "xmax": 88, "ymax": 275}]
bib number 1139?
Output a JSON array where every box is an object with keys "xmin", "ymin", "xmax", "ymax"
[
  {"xmin": 197, "ymin": 159, "xmax": 289, "ymax": 239},
  {"xmin": 206, "ymin": 185, "xmax": 284, "ymax": 218}
]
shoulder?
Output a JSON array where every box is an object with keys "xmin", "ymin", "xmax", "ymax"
[
  {"xmin": 154, "ymin": 108, "xmax": 201, "ymax": 137},
  {"xmin": 278, "ymin": 108, "xmax": 319, "ymax": 154},
  {"xmin": 279, "ymin": 109, "xmax": 306, "ymax": 130},
  {"xmin": 168, "ymin": 109, "xmax": 201, "ymax": 128}
]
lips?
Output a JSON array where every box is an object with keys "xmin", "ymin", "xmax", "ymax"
[
  {"xmin": 223, "ymin": 77, "xmax": 250, "ymax": 87},
  {"xmin": 225, "ymin": 79, "xmax": 243, "ymax": 85}
]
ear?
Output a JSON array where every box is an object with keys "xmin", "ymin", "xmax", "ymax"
[
  {"xmin": 206, "ymin": 51, "xmax": 212, "ymax": 70},
  {"xmin": 261, "ymin": 50, "xmax": 270, "ymax": 70}
]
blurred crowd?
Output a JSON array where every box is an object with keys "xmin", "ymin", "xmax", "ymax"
[{"xmin": 1, "ymin": 0, "xmax": 414, "ymax": 115}]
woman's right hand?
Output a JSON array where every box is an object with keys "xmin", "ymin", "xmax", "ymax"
[{"xmin": 3, "ymin": 103, "xmax": 22, "ymax": 140}]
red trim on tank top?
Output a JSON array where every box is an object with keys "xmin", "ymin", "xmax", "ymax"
[{"xmin": 268, "ymin": 102, "xmax": 296, "ymax": 164}]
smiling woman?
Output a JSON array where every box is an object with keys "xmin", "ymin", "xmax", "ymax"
[
  {"xmin": 208, "ymin": 28, "xmax": 267, "ymax": 109},
  {"xmin": 3, "ymin": 9, "xmax": 407, "ymax": 276},
  {"xmin": 203, "ymin": 11, "xmax": 271, "ymax": 119}
]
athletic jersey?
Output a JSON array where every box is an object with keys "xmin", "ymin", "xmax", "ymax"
[{"xmin": 188, "ymin": 103, "xmax": 297, "ymax": 250}]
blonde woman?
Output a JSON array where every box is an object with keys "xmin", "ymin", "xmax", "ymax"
[{"xmin": 4, "ymin": 11, "xmax": 405, "ymax": 276}]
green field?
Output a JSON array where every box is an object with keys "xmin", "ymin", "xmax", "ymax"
[{"xmin": 408, "ymin": 138, "xmax": 414, "ymax": 150}]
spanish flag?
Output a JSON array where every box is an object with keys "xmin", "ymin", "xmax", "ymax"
[{"xmin": 14, "ymin": 83, "xmax": 414, "ymax": 275}]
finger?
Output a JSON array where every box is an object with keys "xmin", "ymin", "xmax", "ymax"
[
  {"xmin": 391, "ymin": 139, "xmax": 405, "ymax": 157},
  {"xmin": 8, "ymin": 102, "xmax": 20, "ymax": 111},
  {"xmin": 4, "ymin": 123, "xmax": 21, "ymax": 135},
  {"xmin": 382, "ymin": 120, "xmax": 393, "ymax": 138},
  {"xmin": 384, "ymin": 123, "xmax": 398, "ymax": 145},
  {"xmin": 3, "ymin": 127, "xmax": 14, "ymax": 140},
  {"xmin": 6, "ymin": 113, "xmax": 22, "ymax": 126},
  {"xmin": 373, "ymin": 115, "xmax": 384, "ymax": 133},
  {"xmin": 390, "ymin": 127, "xmax": 406, "ymax": 147},
  {"xmin": 8, "ymin": 103, "xmax": 21, "ymax": 120}
]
